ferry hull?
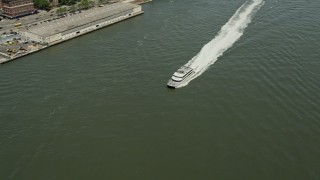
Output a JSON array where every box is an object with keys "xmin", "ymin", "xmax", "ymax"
[
  {"xmin": 167, "ymin": 80, "xmax": 179, "ymax": 89},
  {"xmin": 167, "ymin": 85, "xmax": 176, "ymax": 89}
]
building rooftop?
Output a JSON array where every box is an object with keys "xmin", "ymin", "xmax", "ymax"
[{"xmin": 23, "ymin": 2, "xmax": 139, "ymax": 37}]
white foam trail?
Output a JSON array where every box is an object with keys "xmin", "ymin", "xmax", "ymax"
[{"xmin": 178, "ymin": 0, "xmax": 264, "ymax": 88}]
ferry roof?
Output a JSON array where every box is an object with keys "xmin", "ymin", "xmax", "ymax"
[{"xmin": 23, "ymin": 2, "xmax": 139, "ymax": 37}]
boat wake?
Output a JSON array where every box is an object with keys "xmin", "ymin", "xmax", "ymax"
[{"xmin": 177, "ymin": 0, "xmax": 264, "ymax": 88}]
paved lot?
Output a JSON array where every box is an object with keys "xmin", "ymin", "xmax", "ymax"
[
  {"xmin": 0, "ymin": 10, "xmax": 57, "ymax": 34},
  {"xmin": 0, "ymin": 11, "xmax": 52, "ymax": 58},
  {"xmin": 0, "ymin": 37, "xmax": 45, "ymax": 60}
]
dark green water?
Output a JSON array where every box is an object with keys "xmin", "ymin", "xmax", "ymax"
[{"xmin": 1, "ymin": 0, "xmax": 320, "ymax": 179}]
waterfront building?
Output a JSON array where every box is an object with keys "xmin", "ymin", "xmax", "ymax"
[
  {"xmin": 2, "ymin": 0, "xmax": 35, "ymax": 18},
  {"xmin": 20, "ymin": 3, "xmax": 143, "ymax": 45}
]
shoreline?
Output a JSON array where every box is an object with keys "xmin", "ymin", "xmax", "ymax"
[
  {"xmin": 0, "ymin": 1, "xmax": 150, "ymax": 65},
  {"xmin": 125, "ymin": 0, "xmax": 152, "ymax": 5}
]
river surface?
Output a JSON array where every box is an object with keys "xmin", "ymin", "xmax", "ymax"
[{"xmin": 1, "ymin": 0, "xmax": 320, "ymax": 179}]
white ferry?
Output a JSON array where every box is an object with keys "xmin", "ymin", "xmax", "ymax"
[{"xmin": 167, "ymin": 66, "xmax": 196, "ymax": 88}]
